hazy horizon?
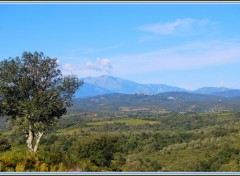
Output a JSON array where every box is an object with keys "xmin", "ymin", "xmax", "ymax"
[{"xmin": 1, "ymin": 3, "xmax": 240, "ymax": 90}]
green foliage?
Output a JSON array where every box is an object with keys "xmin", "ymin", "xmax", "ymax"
[
  {"xmin": 0, "ymin": 51, "xmax": 83, "ymax": 151},
  {"xmin": 1, "ymin": 111, "xmax": 240, "ymax": 171},
  {"xmin": 74, "ymin": 134, "xmax": 119, "ymax": 167},
  {"xmin": 0, "ymin": 133, "xmax": 11, "ymax": 152},
  {"xmin": 0, "ymin": 145, "xmax": 70, "ymax": 172},
  {"xmin": 122, "ymin": 154, "xmax": 162, "ymax": 171}
]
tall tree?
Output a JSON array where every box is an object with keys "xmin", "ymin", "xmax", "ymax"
[{"xmin": 0, "ymin": 51, "xmax": 83, "ymax": 152}]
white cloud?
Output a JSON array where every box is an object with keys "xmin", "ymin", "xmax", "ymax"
[
  {"xmin": 218, "ymin": 81, "xmax": 233, "ymax": 88},
  {"xmin": 59, "ymin": 57, "xmax": 113, "ymax": 78},
  {"xmin": 111, "ymin": 40, "xmax": 240, "ymax": 75},
  {"xmin": 138, "ymin": 18, "xmax": 210, "ymax": 35},
  {"xmin": 86, "ymin": 58, "xmax": 112, "ymax": 73},
  {"xmin": 62, "ymin": 63, "xmax": 74, "ymax": 72},
  {"xmin": 59, "ymin": 39, "xmax": 240, "ymax": 82},
  {"xmin": 219, "ymin": 81, "xmax": 225, "ymax": 87}
]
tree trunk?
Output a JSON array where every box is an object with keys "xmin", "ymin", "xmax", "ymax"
[
  {"xmin": 26, "ymin": 125, "xmax": 34, "ymax": 152},
  {"xmin": 26, "ymin": 125, "xmax": 43, "ymax": 152},
  {"xmin": 33, "ymin": 132, "xmax": 43, "ymax": 152}
]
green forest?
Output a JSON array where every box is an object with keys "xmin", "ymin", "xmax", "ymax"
[{"xmin": 1, "ymin": 111, "xmax": 240, "ymax": 172}]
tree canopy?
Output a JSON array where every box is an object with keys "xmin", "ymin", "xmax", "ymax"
[{"xmin": 0, "ymin": 51, "xmax": 83, "ymax": 152}]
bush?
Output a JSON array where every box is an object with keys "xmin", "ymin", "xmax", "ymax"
[{"xmin": 0, "ymin": 134, "xmax": 11, "ymax": 152}]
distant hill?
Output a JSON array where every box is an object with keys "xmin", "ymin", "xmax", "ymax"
[
  {"xmin": 209, "ymin": 89, "xmax": 240, "ymax": 98},
  {"xmin": 193, "ymin": 87, "xmax": 231, "ymax": 94},
  {"xmin": 193, "ymin": 87, "xmax": 240, "ymax": 98},
  {"xmin": 72, "ymin": 92, "xmax": 240, "ymax": 112}
]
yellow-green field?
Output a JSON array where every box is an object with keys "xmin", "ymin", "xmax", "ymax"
[
  {"xmin": 57, "ymin": 118, "xmax": 160, "ymax": 135},
  {"xmin": 87, "ymin": 118, "xmax": 160, "ymax": 126}
]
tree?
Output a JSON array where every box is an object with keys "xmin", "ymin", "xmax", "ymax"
[{"xmin": 0, "ymin": 51, "xmax": 83, "ymax": 152}]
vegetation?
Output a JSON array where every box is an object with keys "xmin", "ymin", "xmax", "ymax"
[
  {"xmin": 1, "ymin": 52, "xmax": 240, "ymax": 172},
  {"xmin": 70, "ymin": 92, "xmax": 240, "ymax": 112},
  {"xmin": 1, "ymin": 110, "xmax": 240, "ymax": 172},
  {"xmin": 0, "ymin": 51, "xmax": 82, "ymax": 152}
]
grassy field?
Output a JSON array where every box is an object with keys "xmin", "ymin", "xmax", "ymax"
[
  {"xmin": 57, "ymin": 118, "xmax": 160, "ymax": 135},
  {"xmin": 87, "ymin": 118, "xmax": 160, "ymax": 126}
]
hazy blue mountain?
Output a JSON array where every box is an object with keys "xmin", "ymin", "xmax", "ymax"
[
  {"xmin": 74, "ymin": 82, "xmax": 116, "ymax": 98},
  {"xmin": 209, "ymin": 89, "xmax": 240, "ymax": 98},
  {"xmin": 81, "ymin": 75, "xmax": 187, "ymax": 95},
  {"xmin": 75, "ymin": 75, "xmax": 240, "ymax": 98},
  {"xmin": 193, "ymin": 87, "xmax": 231, "ymax": 94}
]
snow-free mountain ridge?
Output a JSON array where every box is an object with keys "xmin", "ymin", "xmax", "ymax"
[{"xmin": 74, "ymin": 75, "xmax": 240, "ymax": 98}]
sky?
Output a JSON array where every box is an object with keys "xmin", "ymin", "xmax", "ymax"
[{"xmin": 1, "ymin": 2, "xmax": 240, "ymax": 90}]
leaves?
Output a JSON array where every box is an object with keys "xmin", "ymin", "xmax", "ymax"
[{"xmin": 0, "ymin": 51, "xmax": 83, "ymax": 151}]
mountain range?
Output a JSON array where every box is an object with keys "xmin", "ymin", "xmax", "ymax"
[
  {"xmin": 70, "ymin": 75, "xmax": 240, "ymax": 113},
  {"xmin": 74, "ymin": 75, "xmax": 240, "ymax": 98}
]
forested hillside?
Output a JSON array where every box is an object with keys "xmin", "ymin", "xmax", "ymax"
[
  {"xmin": 71, "ymin": 92, "xmax": 240, "ymax": 112},
  {"xmin": 1, "ymin": 111, "xmax": 240, "ymax": 171}
]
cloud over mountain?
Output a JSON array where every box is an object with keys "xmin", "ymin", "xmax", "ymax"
[{"xmin": 86, "ymin": 58, "xmax": 112, "ymax": 73}]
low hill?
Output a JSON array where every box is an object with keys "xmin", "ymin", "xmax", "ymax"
[
  {"xmin": 209, "ymin": 89, "xmax": 240, "ymax": 98},
  {"xmin": 72, "ymin": 92, "xmax": 240, "ymax": 112},
  {"xmin": 193, "ymin": 87, "xmax": 230, "ymax": 94}
]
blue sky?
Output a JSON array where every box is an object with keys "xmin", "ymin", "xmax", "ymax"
[{"xmin": 1, "ymin": 2, "xmax": 240, "ymax": 90}]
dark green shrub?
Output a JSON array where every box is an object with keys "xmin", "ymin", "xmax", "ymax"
[{"xmin": 0, "ymin": 134, "xmax": 11, "ymax": 152}]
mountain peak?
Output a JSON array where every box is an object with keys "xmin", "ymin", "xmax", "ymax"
[{"xmin": 79, "ymin": 75, "xmax": 187, "ymax": 97}]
